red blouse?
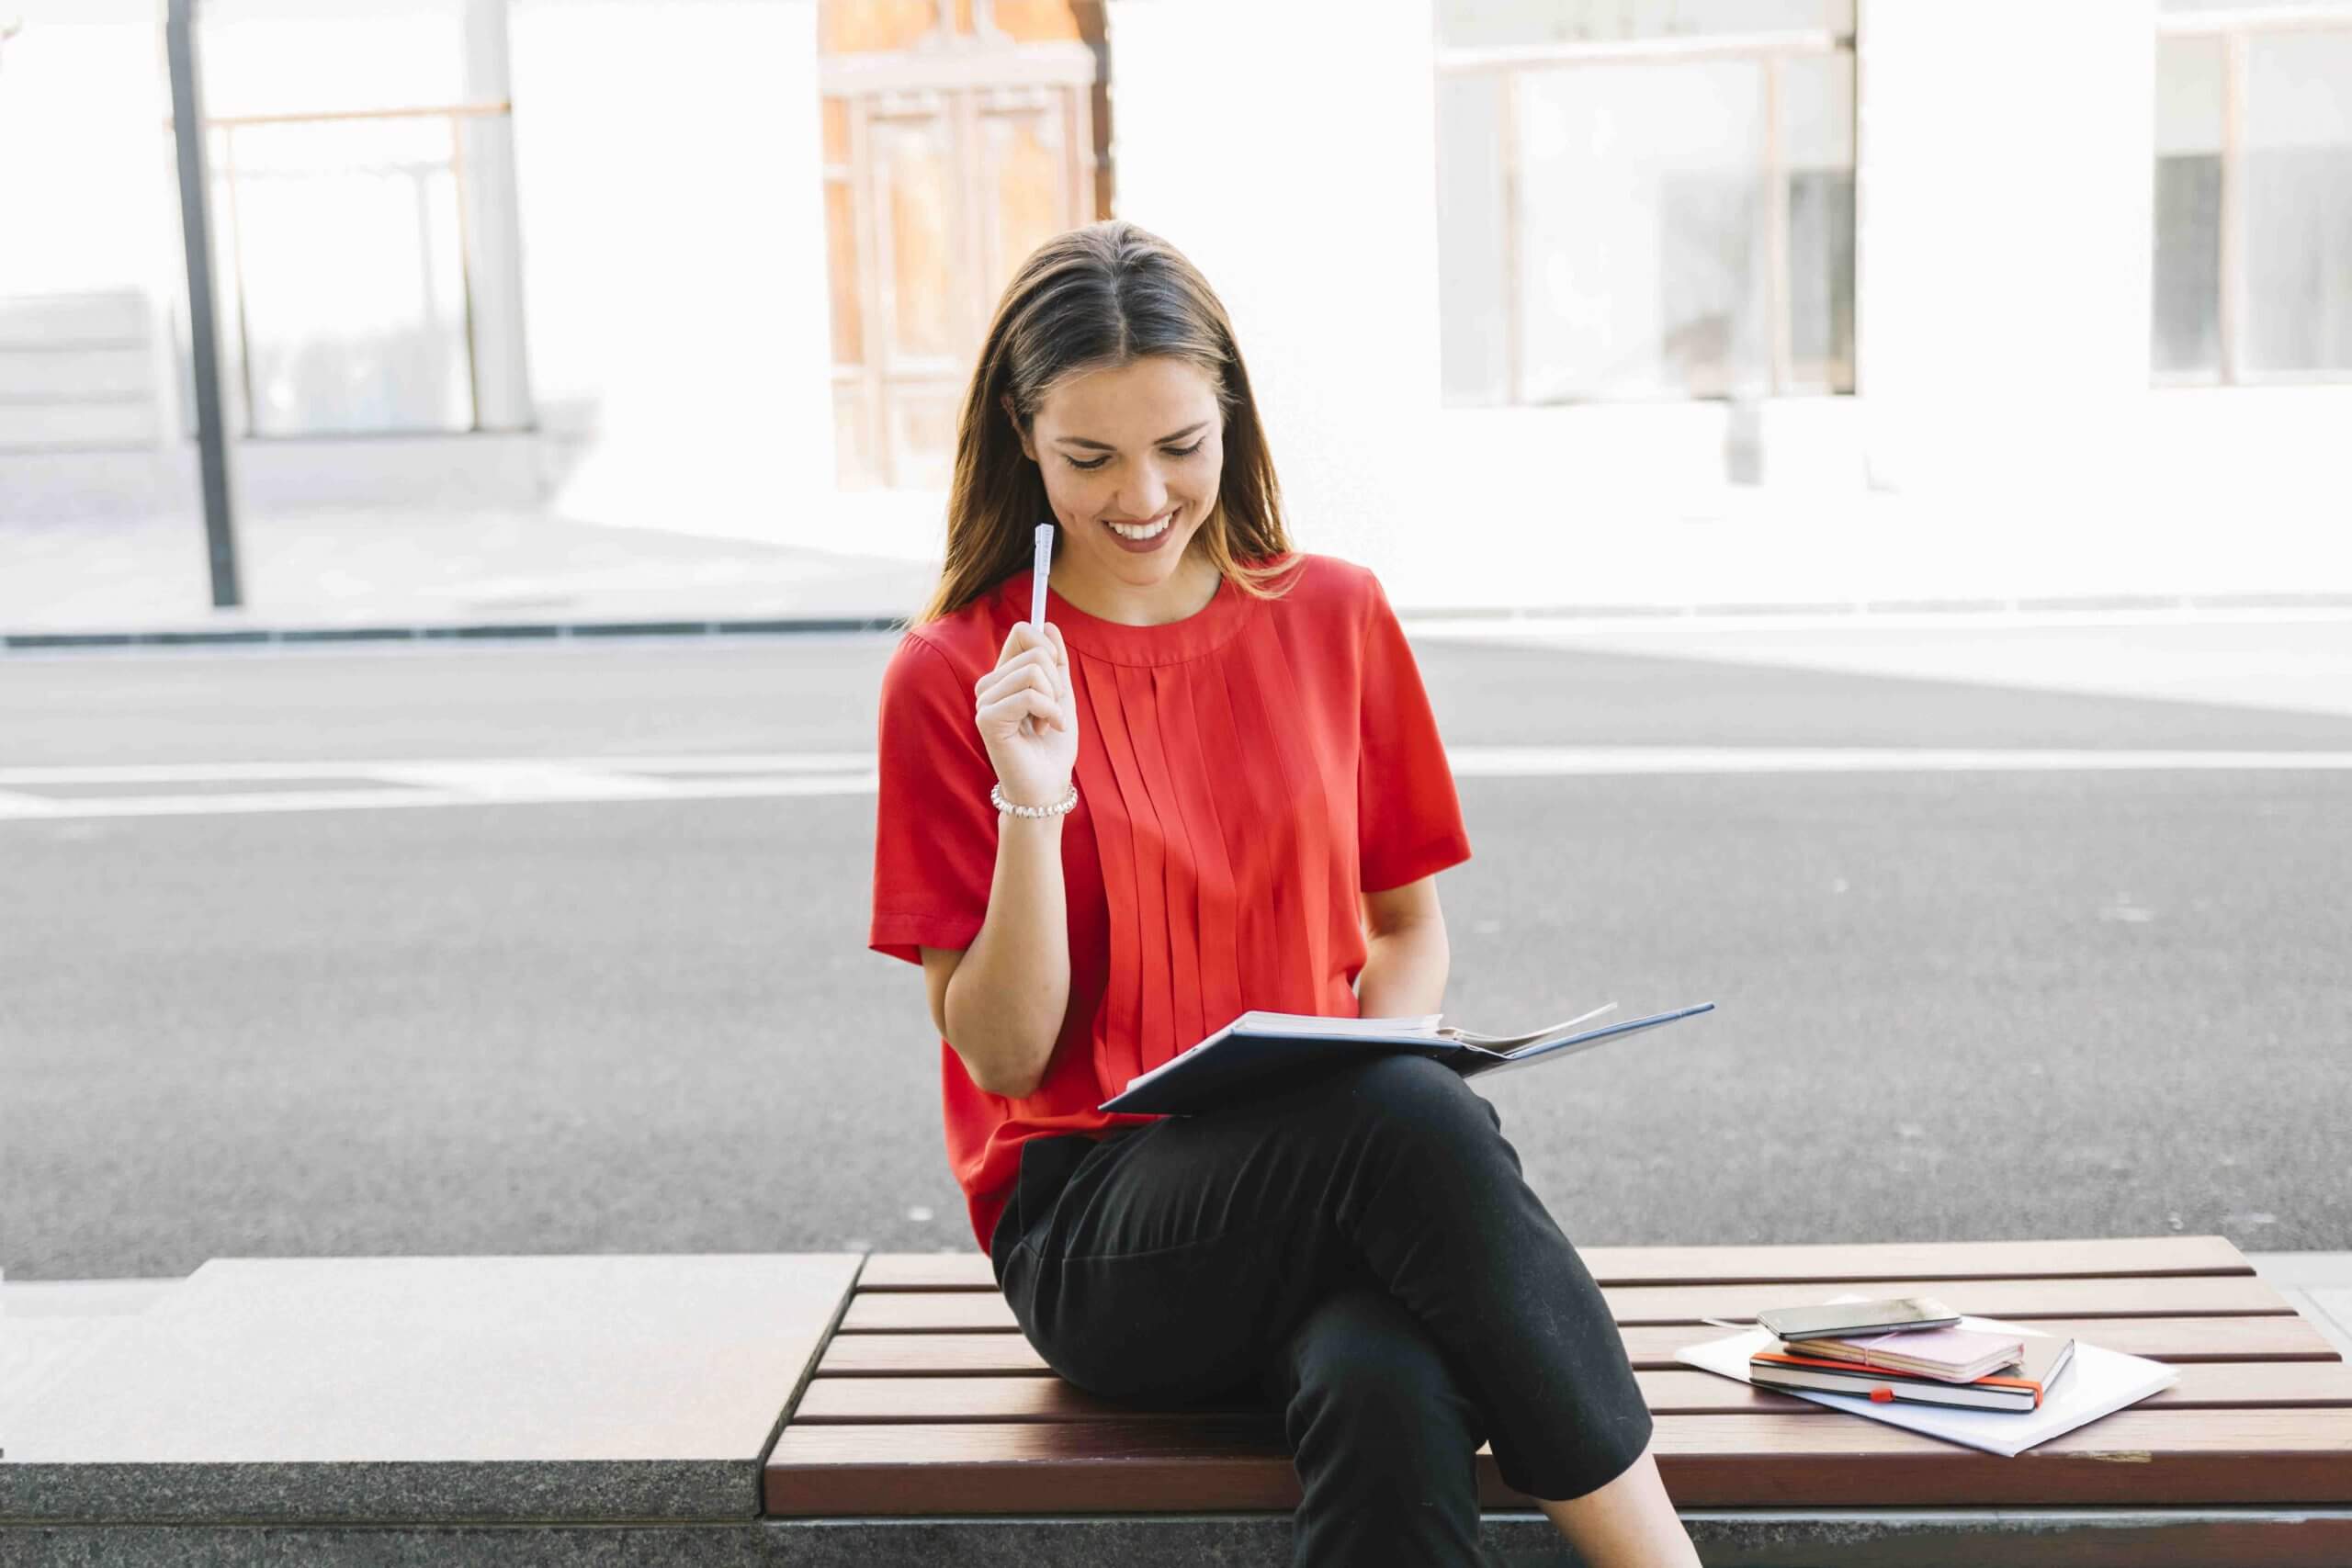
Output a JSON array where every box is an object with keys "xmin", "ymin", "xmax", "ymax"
[{"xmin": 867, "ymin": 550, "xmax": 1473, "ymax": 1255}]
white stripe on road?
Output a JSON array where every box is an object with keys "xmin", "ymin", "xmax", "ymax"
[
  {"xmin": 1445, "ymin": 746, "xmax": 2352, "ymax": 775},
  {"xmin": 0, "ymin": 752, "xmax": 878, "ymax": 785},
  {"xmin": 0, "ymin": 748, "xmax": 2346, "ymax": 822}
]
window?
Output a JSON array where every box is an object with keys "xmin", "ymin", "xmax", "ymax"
[
  {"xmin": 179, "ymin": 0, "xmax": 527, "ymax": 437},
  {"xmin": 203, "ymin": 111, "xmax": 492, "ymax": 435},
  {"xmin": 2155, "ymin": 2, "xmax": 2352, "ymax": 383},
  {"xmin": 1434, "ymin": 0, "xmax": 1856, "ymax": 406}
]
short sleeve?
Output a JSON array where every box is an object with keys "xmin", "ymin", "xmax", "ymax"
[
  {"xmin": 868, "ymin": 633, "xmax": 1003, "ymax": 965},
  {"xmin": 1356, "ymin": 571, "xmax": 1473, "ymax": 893}
]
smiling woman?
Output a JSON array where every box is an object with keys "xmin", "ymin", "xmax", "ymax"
[
  {"xmin": 910, "ymin": 220, "xmax": 1297, "ymax": 630},
  {"xmin": 865, "ymin": 220, "xmax": 1700, "ymax": 1567},
  {"xmin": 1016, "ymin": 357, "xmax": 1225, "ymax": 620}
]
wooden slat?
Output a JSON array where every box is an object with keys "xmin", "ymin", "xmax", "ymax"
[
  {"xmin": 795, "ymin": 1374, "xmax": 1282, "ymax": 1423},
  {"xmin": 765, "ymin": 1408, "xmax": 2352, "ymax": 1514},
  {"xmin": 790, "ymin": 1361, "xmax": 2352, "ymax": 1424},
  {"xmin": 816, "ymin": 1314, "xmax": 2346, "ymax": 1378},
  {"xmin": 836, "ymin": 1274, "xmax": 2295, "ymax": 1333},
  {"xmin": 859, "ymin": 1254, "xmax": 999, "ymax": 1290},
  {"xmin": 853, "ymin": 1236, "xmax": 2254, "ymax": 1292},
  {"xmin": 820, "ymin": 1332, "xmax": 1049, "ymax": 1376}
]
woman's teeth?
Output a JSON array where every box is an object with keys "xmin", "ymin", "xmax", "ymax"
[{"xmin": 1106, "ymin": 510, "xmax": 1174, "ymax": 540}]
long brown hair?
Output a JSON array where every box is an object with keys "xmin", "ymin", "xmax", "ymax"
[{"xmin": 909, "ymin": 219, "xmax": 1301, "ymax": 628}]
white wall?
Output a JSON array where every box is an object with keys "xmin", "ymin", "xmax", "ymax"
[
  {"xmin": 506, "ymin": 0, "xmax": 837, "ymax": 548},
  {"xmin": 0, "ymin": 4, "xmax": 179, "ymax": 305},
  {"xmin": 1854, "ymin": 0, "xmax": 2159, "ymax": 504},
  {"xmin": 0, "ymin": 3, "xmax": 187, "ymax": 463}
]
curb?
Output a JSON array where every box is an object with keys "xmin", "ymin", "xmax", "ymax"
[{"xmin": 0, "ymin": 615, "xmax": 914, "ymax": 653}]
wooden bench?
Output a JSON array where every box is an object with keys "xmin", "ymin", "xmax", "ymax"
[{"xmin": 765, "ymin": 1235, "xmax": 2352, "ymax": 1564}]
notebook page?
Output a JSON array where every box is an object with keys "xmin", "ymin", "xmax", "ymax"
[{"xmin": 1231, "ymin": 1010, "xmax": 1442, "ymax": 1037}]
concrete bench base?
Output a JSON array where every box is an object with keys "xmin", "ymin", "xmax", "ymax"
[{"xmin": 11, "ymin": 1508, "xmax": 2352, "ymax": 1566}]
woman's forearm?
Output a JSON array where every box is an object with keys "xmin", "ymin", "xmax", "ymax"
[
  {"xmin": 1355, "ymin": 918, "xmax": 1451, "ymax": 1018},
  {"xmin": 943, "ymin": 813, "xmax": 1071, "ymax": 1100}
]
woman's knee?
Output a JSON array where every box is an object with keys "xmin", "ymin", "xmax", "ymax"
[{"xmin": 1323, "ymin": 1052, "xmax": 1503, "ymax": 1148}]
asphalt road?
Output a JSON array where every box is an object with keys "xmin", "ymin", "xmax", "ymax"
[{"xmin": 5, "ymin": 628, "xmax": 2348, "ymax": 1280}]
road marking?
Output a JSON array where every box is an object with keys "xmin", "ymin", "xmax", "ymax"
[
  {"xmin": 1, "ymin": 748, "xmax": 2346, "ymax": 822},
  {"xmin": 1445, "ymin": 747, "xmax": 2352, "ymax": 775},
  {"xmin": 0, "ymin": 753, "xmax": 877, "ymax": 785}
]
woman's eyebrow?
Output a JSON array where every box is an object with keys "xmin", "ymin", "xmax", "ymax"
[{"xmin": 1054, "ymin": 421, "xmax": 1209, "ymax": 452}]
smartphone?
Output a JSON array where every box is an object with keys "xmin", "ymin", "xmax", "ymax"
[{"xmin": 1755, "ymin": 1296, "xmax": 1961, "ymax": 1341}]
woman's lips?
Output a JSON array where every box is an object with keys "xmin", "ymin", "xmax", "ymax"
[{"xmin": 1102, "ymin": 506, "xmax": 1177, "ymax": 550}]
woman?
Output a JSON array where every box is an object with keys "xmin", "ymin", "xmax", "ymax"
[{"xmin": 868, "ymin": 219, "xmax": 1699, "ymax": 1567}]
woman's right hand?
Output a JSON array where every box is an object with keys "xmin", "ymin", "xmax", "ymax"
[{"xmin": 975, "ymin": 619, "xmax": 1080, "ymax": 809}]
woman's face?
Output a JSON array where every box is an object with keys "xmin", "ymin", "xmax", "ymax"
[{"xmin": 1018, "ymin": 355, "xmax": 1224, "ymax": 603}]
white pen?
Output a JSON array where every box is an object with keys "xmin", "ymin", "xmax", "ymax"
[
  {"xmin": 1031, "ymin": 522, "xmax": 1052, "ymax": 630},
  {"xmin": 1025, "ymin": 522, "xmax": 1054, "ymax": 739}
]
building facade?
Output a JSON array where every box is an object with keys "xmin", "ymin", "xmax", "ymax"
[{"xmin": 2, "ymin": 0, "xmax": 2345, "ymax": 607}]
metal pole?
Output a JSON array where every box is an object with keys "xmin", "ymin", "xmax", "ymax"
[{"xmin": 166, "ymin": 0, "xmax": 243, "ymax": 609}]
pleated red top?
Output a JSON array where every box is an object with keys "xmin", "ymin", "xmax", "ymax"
[{"xmin": 868, "ymin": 550, "xmax": 1473, "ymax": 1255}]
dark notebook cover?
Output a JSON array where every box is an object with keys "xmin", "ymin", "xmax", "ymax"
[{"xmin": 1098, "ymin": 1002, "xmax": 1714, "ymax": 1116}]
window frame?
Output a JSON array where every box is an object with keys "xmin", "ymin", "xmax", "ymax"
[
  {"xmin": 2155, "ymin": 2, "xmax": 2352, "ymax": 389},
  {"xmin": 1433, "ymin": 23, "xmax": 1859, "ymax": 407}
]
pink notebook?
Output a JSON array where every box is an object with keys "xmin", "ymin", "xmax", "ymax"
[{"xmin": 1785, "ymin": 1324, "xmax": 2028, "ymax": 1382}]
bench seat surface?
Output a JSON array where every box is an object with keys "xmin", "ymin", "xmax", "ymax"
[{"xmin": 764, "ymin": 1235, "xmax": 2352, "ymax": 1516}]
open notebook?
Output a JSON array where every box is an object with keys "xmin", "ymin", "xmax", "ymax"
[{"xmin": 1098, "ymin": 1001, "xmax": 1715, "ymax": 1116}]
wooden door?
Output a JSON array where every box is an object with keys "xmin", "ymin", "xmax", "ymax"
[{"xmin": 820, "ymin": 1, "xmax": 1106, "ymax": 490}]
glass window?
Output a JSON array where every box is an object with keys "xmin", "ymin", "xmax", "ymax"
[
  {"xmin": 188, "ymin": 2, "xmax": 497, "ymax": 435},
  {"xmin": 2242, "ymin": 28, "xmax": 2352, "ymax": 375},
  {"xmin": 1433, "ymin": 72, "xmax": 1510, "ymax": 406},
  {"xmin": 1433, "ymin": 1, "xmax": 1854, "ymax": 405},
  {"xmin": 2153, "ymin": 10, "xmax": 2352, "ymax": 384},
  {"xmin": 1516, "ymin": 59, "xmax": 1770, "ymax": 401},
  {"xmin": 2154, "ymin": 35, "xmax": 2224, "ymax": 376},
  {"xmin": 1781, "ymin": 50, "xmax": 1855, "ymax": 389},
  {"xmin": 212, "ymin": 116, "xmax": 475, "ymax": 435}
]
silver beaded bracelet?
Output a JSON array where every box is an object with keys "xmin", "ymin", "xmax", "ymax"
[{"xmin": 990, "ymin": 779, "xmax": 1080, "ymax": 819}]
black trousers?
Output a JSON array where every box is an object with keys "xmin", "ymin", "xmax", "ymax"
[{"xmin": 989, "ymin": 1053, "xmax": 1655, "ymax": 1567}]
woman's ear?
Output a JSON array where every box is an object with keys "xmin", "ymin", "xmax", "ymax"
[{"xmin": 1001, "ymin": 393, "xmax": 1036, "ymax": 464}]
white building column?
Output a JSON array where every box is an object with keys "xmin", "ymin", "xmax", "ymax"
[
  {"xmin": 1854, "ymin": 0, "xmax": 2157, "ymax": 503},
  {"xmin": 458, "ymin": 0, "xmax": 533, "ymax": 432}
]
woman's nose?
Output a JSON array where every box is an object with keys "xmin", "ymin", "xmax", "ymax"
[{"xmin": 1115, "ymin": 466, "xmax": 1170, "ymax": 519}]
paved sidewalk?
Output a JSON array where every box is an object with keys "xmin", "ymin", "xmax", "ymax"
[
  {"xmin": 0, "ymin": 506, "xmax": 938, "ymax": 638},
  {"xmin": 5, "ymin": 485, "xmax": 2349, "ymax": 642},
  {"xmin": 2256, "ymin": 1253, "xmax": 2352, "ymax": 1365}
]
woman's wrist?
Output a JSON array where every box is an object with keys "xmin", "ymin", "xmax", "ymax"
[{"xmin": 992, "ymin": 778, "xmax": 1079, "ymax": 818}]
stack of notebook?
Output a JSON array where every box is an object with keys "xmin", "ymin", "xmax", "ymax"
[
  {"xmin": 1747, "ymin": 1311, "xmax": 2075, "ymax": 1412},
  {"xmin": 1677, "ymin": 1294, "xmax": 2179, "ymax": 1457}
]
